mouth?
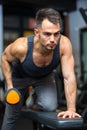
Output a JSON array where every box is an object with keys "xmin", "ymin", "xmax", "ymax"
[{"xmin": 47, "ymin": 43, "xmax": 56, "ymax": 48}]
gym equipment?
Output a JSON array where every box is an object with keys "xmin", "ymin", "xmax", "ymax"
[
  {"xmin": 5, "ymin": 88, "xmax": 21, "ymax": 105},
  {"xmin": 21, "ymin": 108, "xmax": 84, "ymax": 130},
  {"xmin": 76, "ymin": 8, "xmax": 87, "ymax": 122},
  {"xmin": 79, "ymin": 8, "xmax": 87, "ymax": 24},
  {"xmin": 26, "ymin": 86, "xmax": 35, "ymax": 108},
  {"xmin": 77, "ymin": 81, "xmax": 87, "ymax": 123}
]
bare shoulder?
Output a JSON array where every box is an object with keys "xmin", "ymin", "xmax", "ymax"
[
  {"xmin": 11, "ymin": 37, "xmax": 27, "ymax": 53},
  {"xmin": 60, "ymin": 35, "xmax": 72, "ymax": 47},
  {"xmin": 3, "ymin": 37, "xmax": 28, "ymax": 61},
  {"xmin": 60, "ymin": 35, "xmax": 72, "ymax": 56}
]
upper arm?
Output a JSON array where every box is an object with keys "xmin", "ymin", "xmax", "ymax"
[
  {"xmin": 1, "ymin": 37, "xmax": 27, "ymax": 63},
  {"xmin": 60, "ymin": 36, "xmax": 75, "ymax": 80}
]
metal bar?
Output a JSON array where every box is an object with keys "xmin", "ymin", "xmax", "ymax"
[{"xmin": 79, "ymin": 8, "xmax": 87, "ymax": 24}]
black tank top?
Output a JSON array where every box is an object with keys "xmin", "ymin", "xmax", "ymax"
[{"xmin": 12, "ymin": 35, "xmax": 60, "ymax": 78}]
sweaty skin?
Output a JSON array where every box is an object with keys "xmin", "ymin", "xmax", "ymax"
[{"xmin": 1, "ymin": 18, "xmax": 81, "ymax": 118}]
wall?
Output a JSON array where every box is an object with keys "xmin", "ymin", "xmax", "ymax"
[
  {"xmin": 69, "ymin": 0, "xmax": 87, "ymax": 81},
  {"xmin": 0, "ymin": 5, "xmax": 4, "ymax": 80}
]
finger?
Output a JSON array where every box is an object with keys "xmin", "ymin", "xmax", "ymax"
[
  {"xmin": 63, "ymin": 114, "xmax": 71, "ymax": 118},
  {"xmin": 72, "ymin": 114, "xmax": 75, "ymax": 118},
  {"xmin": 57, "ymin": 112, "xmax": 65, "ymax": 117},
  {"xmin": 75, "ymin": 113, "xmax": 81, "ymax": 117}
]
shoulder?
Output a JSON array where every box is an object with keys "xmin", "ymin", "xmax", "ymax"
[
  {"xmin": 10, "ymin": 37, "xmax": 27, "ymax": 53},
  {"xmin": 60, "ymin": 35, "xmax": 72, "ymax": 56},
  {"xmin": 60, "ymin": 35, "xmax": 71, "ymax": 46},
  {"xmin": 12, "ymin": 37, "xmax": 27, "ymax": 48},
  {"xmin": 3, "ymin": 37, "xmax": 28, "ymax": 60}
]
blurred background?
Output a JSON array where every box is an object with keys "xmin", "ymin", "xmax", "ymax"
[
  {"xmin": 0, "ymin": 0, "xmax": 87, "ymax": 83},
  {"xmin": 0, "ymin": 0, "xmax": 87, "ymax": 129}
]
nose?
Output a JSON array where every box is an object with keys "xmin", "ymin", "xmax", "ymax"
[{"xmin": 50, "ymin": 35, "xmax": 55, "ymax": 42}]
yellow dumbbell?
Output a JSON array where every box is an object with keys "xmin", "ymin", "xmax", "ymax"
[{"xmin": 5, "ymin": 88, "xmax": 21, "ymax": 105}]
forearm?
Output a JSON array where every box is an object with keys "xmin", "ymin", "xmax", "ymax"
[
  {"xmin": 1, "ymin": 55, "xmax": 13, "ymax": 89},
  {"xmin": 64, "ymin": 74, "xmax": 77, "ymax": 112}
]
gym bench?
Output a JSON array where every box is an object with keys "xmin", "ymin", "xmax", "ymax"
[{"xmin": 21, "ymin": 108, "xmax": 84, "ymax": 130}]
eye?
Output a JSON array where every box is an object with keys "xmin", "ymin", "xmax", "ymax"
[
  {"xmin": 43, "ymin": 32, "xmax": 51, "ymax": 36},
  {"xmin": 54, "ymin": 32, "xmax": 60, "ymax": 37}
]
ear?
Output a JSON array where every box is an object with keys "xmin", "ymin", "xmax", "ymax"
[{"xmin": 34, "ymin": 28, "xmax": 39, "ymax": 37}]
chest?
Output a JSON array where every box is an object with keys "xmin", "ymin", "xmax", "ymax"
[{"xmin": 33, "ymin": 52, "xmax": 53, "ymax": 67}]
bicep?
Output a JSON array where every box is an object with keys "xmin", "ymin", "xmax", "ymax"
[
  {"xmin": 60, "ymin": 40, "xmax": 75, "ymax": 80},
  {"xmin": 61, "ymin": 54, "xmax": 75, "ymax": 79}
]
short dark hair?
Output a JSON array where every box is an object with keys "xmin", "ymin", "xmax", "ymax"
[{"xmin": 35, "ymin": 8, "xmax": 62, "ymax": 28}]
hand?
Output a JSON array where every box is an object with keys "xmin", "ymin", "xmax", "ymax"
[
  {"xmin": 57, "ymin": 110, "xmax": 81, "ymax": 118},
  {"xmin": 7, "ymin": 85, "xmax": 13, "ymax": 90}
]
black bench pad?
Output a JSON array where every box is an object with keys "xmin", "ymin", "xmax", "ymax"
[{"xmin": 21, "ymin": 108, "xmax": 84, "ymax": 129}]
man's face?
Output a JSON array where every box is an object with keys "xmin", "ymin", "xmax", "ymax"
[{"xmin": 34, "ymin": 19, "xmax": 61, "ymax": 51}]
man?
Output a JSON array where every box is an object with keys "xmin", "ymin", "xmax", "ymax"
[{"xmin": 1, "ymin": 8, "xmax": 81, "ymax": 130}]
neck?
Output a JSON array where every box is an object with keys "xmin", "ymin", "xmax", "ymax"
[{"xmin": 34, "ymin": 37, "xmax": 53, "ymax": 56}]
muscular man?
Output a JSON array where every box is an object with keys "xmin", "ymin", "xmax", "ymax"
[{"xmin": 1, "ymin": 8, "xmax": 81, "ymax": 130}]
